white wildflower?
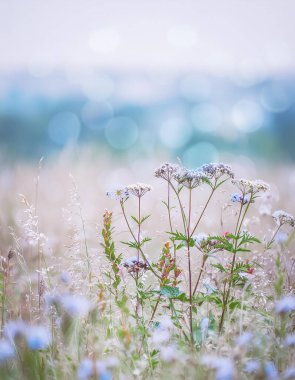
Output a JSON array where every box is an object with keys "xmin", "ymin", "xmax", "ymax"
[
  {"xmin": 127, "ymin": 183, "xmax": 151, "ymax": 198},
  {"xmin": 174, "ymin": 168, "xmax": 209, "ymax": 189},
  {"xmin": 232, "ymin": 178, "xmax": 269, "ymax": 195},
  {"xmin": 201, "ymin": 163, "xmax": 234, "ymax": 180},
  {"xmin": 272, "ymin": 210, "xmax": 295, "ymax": 227},
  {"xmin": 106, "ymin": 185, "xmax": 129, "ymax": 201},
  {"xmin": 154, "ymin": 162, "xmax": 181, "ymax": 181}
]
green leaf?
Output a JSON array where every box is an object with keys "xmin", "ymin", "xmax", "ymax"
[{"xmin": 160, "ymin": 286, "xmax": 183, "ymax": 299}]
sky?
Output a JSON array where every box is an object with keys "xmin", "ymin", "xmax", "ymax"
[{"xmin": 0, "ymin": 0, "xmax": 295, "ymax": 74}]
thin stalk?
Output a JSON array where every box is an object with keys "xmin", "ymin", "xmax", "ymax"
[
  {"xmin": 192, "ymin": 255, "xmax": 207, "ymax": 296},
  {"xmin": 78, "ymin": 203, "xmax": 91, "ymax": 287},
  {"xmin": 187, "ymin": 188, "xmax": 193, "ymax": 344},
  {"xmin": 266, "ymin": 225, "xmax": 281, "ymax": 250},
  {"xmin": 148, "ymin": 295, "xmax": 161, "ymax": 325},
  {"xmin": 190, "ymin": 186, "xmax": 216, "ymax": 238},
  {"xmin": 169, "ymin": 181, "xmax": 187, "ymax": 232},
  {"xmin": 219, "ymin": 195, "xmax": 252, "ymax": 333},
  {"xmin": 120, "ymin": 202, "xmax": 161, "ymax": 280}
]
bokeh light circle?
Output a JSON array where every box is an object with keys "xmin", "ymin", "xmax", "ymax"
[
  {"xmin": 81, "ymin": 74, "xmax": 114, "ymax": 102},
  {"xmin": 179, "ymin": 75, "xmax": 211, "ymax": 102},
  {"xmin": 81, "ymin": 101, "xmax": 113, "ymax": 130},
  {"xmin": 48, "ymin": 112, "xmax": 80, "ymax": 146},
  {"xmin": 232, "ymin": 100, "xmax": 264, "ymax": 132},
  {"xmin": 261, "ymin": 82, "xmax": 292, "ymax": 113},
  {"xmin": 191, "ymin": 103, "xmax": 222, "ymax": 132},
  {"xmin": 158, "ymin": 117, "xmax": 192, "ymax": 149},
  {"xmin": 182, "ymin": 142, "xmax": 219, "ymax": 168},
  {"xmin": 105, "ymin": 117, "xmax": 138, "ymax": 150}
]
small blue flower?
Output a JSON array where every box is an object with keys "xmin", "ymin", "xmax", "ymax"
[
  {"xmin": 231, "ymin": 193, "xmax": 249, "ymax": 205},
  {"xmin": 3, "ymin": 320, "xmax": 26, "ymax": 343},
  {"xmin": 235, "ymin": 332, "xmax": 253, "ymax": 347},
  {"xmin": 275, "ymin": 296, "xmax": 295, "ymax": 314},
  {"xmin": 244, "ymin": 360, "xmax": 260, "ymax": 374},
  {"xmin": 264, "ymin": 361, "xmax": 278, "ymax": 380},
  {"xmin": 25, "ymin": 326, "xmax": 51, "ymax": 350},
  {"xmin": 0, "ymin": 339, "xmax": 15, "ymax": 363},
  {"xmin": 284, "ymin": 367, "xmax": 295, "ymax": 379}
]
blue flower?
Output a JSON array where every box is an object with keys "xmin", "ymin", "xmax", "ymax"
[
  {"xmin": 25, "ymin": 326, "xmax": 51, "ymax": 350},
  {"xmin": 231, "ymin": 193, "xmax": 249, "ymax": 205},
  {"xmin": 275, "ymin": 296, "xmax": 295, "ymax": 314},
  {"xmin": 0, "ymin": 339, "xmax": 15, "ymax": 363}
]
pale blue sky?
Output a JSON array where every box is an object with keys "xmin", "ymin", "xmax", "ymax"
[{"xmin": 0, "ymin": 0, "xmax": 294, "ymax": 74}]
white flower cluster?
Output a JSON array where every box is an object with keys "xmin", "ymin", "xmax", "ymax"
[
  {"xmin": 127, "ymin": 183, "xmax": 152, "ymax": 198},
  {"xmin": 272, "ymin": 210, "xmax": 295, "ymax": 227},
  {"xmin": 174, "ymin": 168, "xmax": 209, "ymax": 189},
  {"xmin": 232, "ymin": 178, "xmax": 269, "ymax": 195},
  {"xmin": 154, "ymin": 162, "xmax": 181, "ymax": 181},
  {"xmin": 201, "ymin": 163, "xmax": 234, "ymax": 180},
  {"xmin": 106, "ymin": 185, "xmax": 129, "ymax": 202}
]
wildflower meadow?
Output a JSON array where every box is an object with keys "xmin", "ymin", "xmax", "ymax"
[{"xmin": 0, "ymin": 158, "xmax": 295, "ymax": 380}]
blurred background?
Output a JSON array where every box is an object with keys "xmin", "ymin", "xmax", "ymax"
[{"xmin": 1, "ymin": 0, "xmax": 295, "ymax": 169}]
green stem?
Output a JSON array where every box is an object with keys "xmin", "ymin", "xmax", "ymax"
[
  {"xmin": 120, "ymin": 202, "xmax": 161, "ymax": 280},
  {"xmin": 187, "ymin": 188, "xmax": 193, "ymax": 344},
  {"xmin": 219, "ymin": 197, "xmax": 251, "ymax": 333},
  {"xmin": 190, "ymin": 186, "xmax": 216, "ymax": 238}
]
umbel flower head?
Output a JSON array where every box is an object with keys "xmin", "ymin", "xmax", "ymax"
[
  {"xmin": 127, "ymin": 183, "xmax": 152, "ymax": 198},
  {"xmin": 232, "ymin": 178, "xmax": 269, "ymax": 196},
  {"xmin": 106, "ymin": 185, "xmax": 129, "ymax": 202},
  {"xmin": 122, "ymin": 256, "xmax": 150, "ymax": 275},
  {"xmin": 272, "ymin": 210, "xmax": 295, "ymax": 227},
  {"xmin": 201, "ymin": 163, "xmax": 234, "ymax": 181},
  {"xmin": 174, "ymin": 168, "xmax": 209, "ymax": 189},
  {"xmin": 154, "ymin": 162, "xmax": 181, "ymax": 181}
]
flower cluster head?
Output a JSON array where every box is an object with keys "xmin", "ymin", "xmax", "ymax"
[
  {"xmin": 192, "ymin": 233, "xmax": 220, "ymax": 254},
  {"xmin": 231, "ymin": 193, "xmax": 249, "ymax": 205},
  {"xmin": 106, "ymin": 185, "xmax": 129, "ymax": 202},
  {"xmin": 272, "ymin": 210, "xmax": 295, "ymax": 227},
  {"xmin": 3, "ymin": 320, "xmax": 51, "ymax": 351},
  {"xmin": 201, "ymin": 163, "xmax": 234, "ymax": 181},
  {"xmin": 192, "ymin": 233, "xmax": 209, "ymax": 250},
  {"xmin": 154, "ymin": 162, "xmax": 181, "ymax": 181},
  {"xmin": 156, "ymin": 241, "xmax": 181, "ymax": 287},
  {"xmin": 122, "ymin": 256, "xmax": 150, "ymax": 276},
  {"xmin": 232, "ymin": 178, "xmax": 269, "ymax": 196},
  {"xmin": 127, "ymin": 183, "xmax": 152, "ymax": 198},
  {"xmin": 275, "ymin": 296, "xmax": 295, "ymax": 314},
  {"xmin": 174, "ymin": 168, "xmax": 209, "ymax": 189}
]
